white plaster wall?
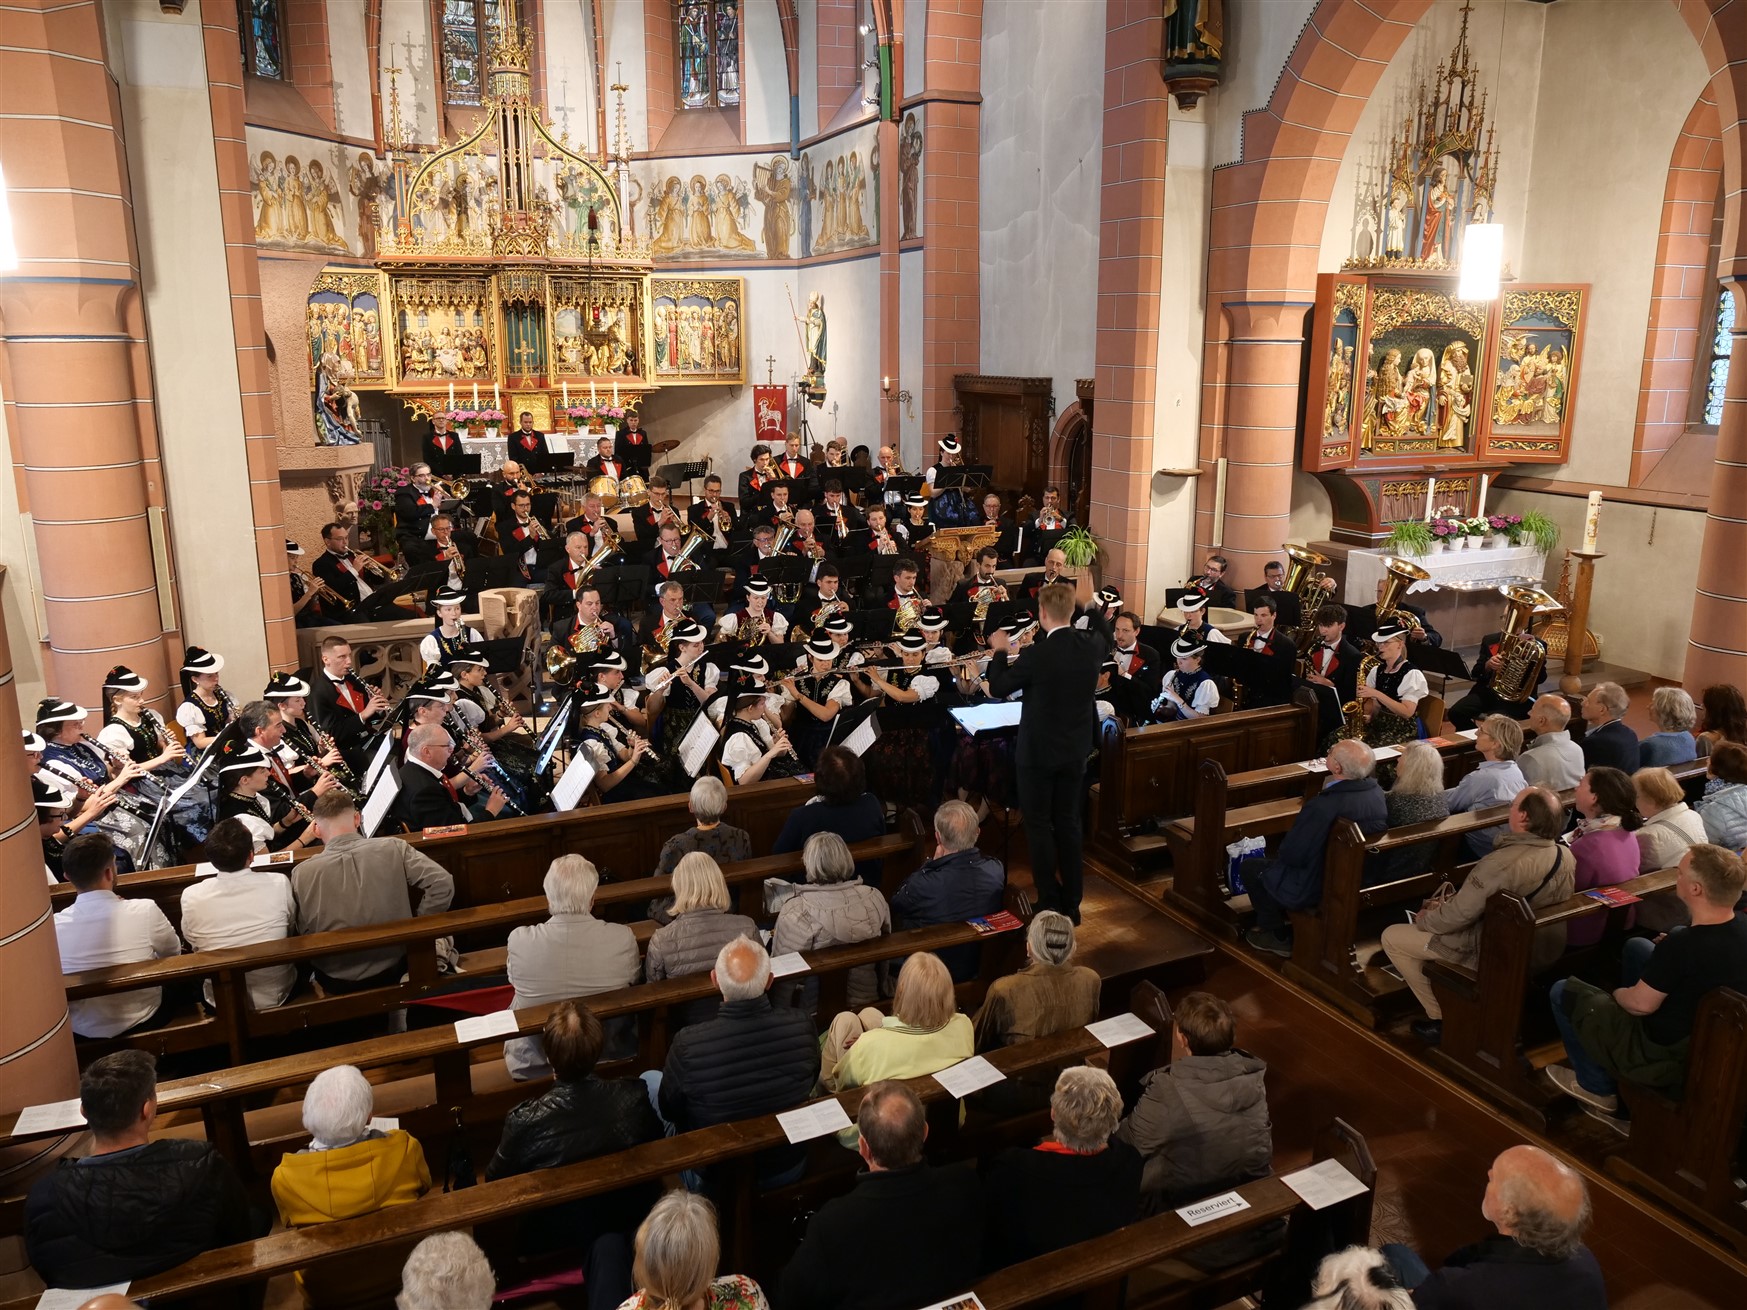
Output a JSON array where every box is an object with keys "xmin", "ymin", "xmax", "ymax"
[
  {"xmin": 326, "ymin": 0, "xmax": 374, "ymax": 140},
  {"xmin": 605, "ymin": 0, "xmax": 649, "ymax": 152},
  {"xmin": 1209, "ymin": 0, "xmax": 1318, "ymax": 168},
  {"xmin": 113, "ymin": 3, "xmax": 270, "ymax": 695},
  {"xmin": 744, "ymin": 0, "xmax": 789, "ymax": 148},
  {"xmin": 977, "ymin": 0, "xmax": 1103, "ymax": 411},
  {"xmin": 544, "ymin": 0, "xmax": 600, "ymax": 156},
  {"xmin": 900, "ymin": 245, "xmax": 925, "ymax": 465},
  {"xmin": 903, "ymin": 0, "xmax": 927, "ymax": 100},
  {"xmin": 1520, "ymin": 0, "xmax": 1707, "ymax": 488},
  {"xmin": 380, "ymin": 0, "xmax": 438, "ymax": 146},
  {"xmin": 797, "ymin": 254, "xmax": 883, "ymax": 452}
]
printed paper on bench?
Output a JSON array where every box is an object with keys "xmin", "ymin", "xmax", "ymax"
[
  {"xmin": 1087, "ymin": 1013, "xmax": 1155, "ymax": 1047},
  {"xmin": 1281, "ymin": 1157, "xmax": 1369, "ymax": 1209},
  {"xmin": 455, "ymin": 1009, "xmax": 522, "ymax": 1042},
  {"xmin": 1175, "ymin": 1190, "xmax": 1251, "ymax": 1227}
]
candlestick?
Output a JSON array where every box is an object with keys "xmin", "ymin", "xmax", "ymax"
[
  {"xmin": 1477, "ymin": 473, "xmax": 1489, "ymax": 520},
  {"xmin": 1423, "ymin": 475, "xmax": 1435, "ymax": 522},
  {"xmin": 563, "ymin": 381, "xmax": 570, "ymax": 406},
  {"xmin": 591, "ymin": 380, "xmax": 597, "ymax": 404},
  {"xmin": 448, "ymin": 383, "xmax": 456, "ymax": 410},
  {"xmin": 472, "ymin": 383, "xmax": 480, "ymax": 408},
  {"xmin": 493, "ymin": 383, "xmax": 500, "ymax": 410},
  {"xmin": 1581, "ymin": 490, "xmax": 1603, "ymax": 552}
]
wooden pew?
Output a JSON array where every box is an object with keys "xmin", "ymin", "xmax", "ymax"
[
  {"xmin": 61, "ymin": 832, "xmax": 923, "ymax": 1065},
  {"xmin": 1608, "ymin": 987, "xmax": 1747, "ymax": 1252},
  {"xmin": 49, "ymin": 776, "xmax": 818, "ymax": 922},
  {"xmin": 0, "ymin": 1025, "xmax": 1114, "ymax": 1308},
  {"xmin": 1089, "ymin": 695, "xmax": 1318, "ymax": 869},
  {"xmin": 1426, "ymin": 867, "xmax": 1679, "ymax": 1127}
]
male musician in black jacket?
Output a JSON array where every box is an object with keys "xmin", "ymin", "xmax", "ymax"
[
  {"xmin": 1302, "ymin": 602, "xmax": 1364, "ymax": 743},
  {"xmin": 496, "ymin": 488, "xmax": 547, "ymax": 581},
  {"xmin": 738, "ymin": 444, "xmax": 776, "ymax": 509},
  {"xmin": 423, "ymin": 413, "xmax": 476, "ymax": 476},
  {"xmin": 508, "ymin": 411, "xmax": 549, "ymax": 469},
  {"xmin": 687, "ymin": 474, "xmax": 738, "ymax": 546},
  {"xmin": 1247, "ymin": 559, "xmax": 1305, "ymax": 631},
  {"xmin": 986, "ymin": 582, "xmax": 1111, "ymax": 923},
  {"xmin": 309, "ymin": 635, "xmax": 390, "ymax": 773},
  {"xmin": 311, "ymin": 522, "xmax": 377, "ymax": 621},
  {"xmin": 616, "ymin": 410, "xmax": 653, "ymax": 475},
  {"xmin": 1189, "ymin": 554, "xmax": 1239, "ymax": 611},
  {"xmin": 583, "ymin": 436, "xmax": 626, "ymax": 482},
  {"xmin": 629, "ymin": 477, "xmax": 684, "ymax": 556},
  {"xmin": 399, "ymin": 723, "xmax": 504, "ymax": 828},
  {"xmin": 403, "ymin": 513, "xmax": 475, "ymax": 596},
  {"xmin": 393, "ymin": 465, "xmax": 441, "ymax": 549},
  {"xmin": 1448, "ymin": 628, "xmax": 1540, "ymax": 730},
  {"xmin": 1106, "ymin": 610, "xmax": 1163, "ymax": 724}
]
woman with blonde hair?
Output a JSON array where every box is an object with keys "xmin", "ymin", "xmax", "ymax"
[
  {"xmin": 822, "ymin": 952, "xmax": 972, "ymax": 1096},
  {"xmin": 645, "ymin": 853, "xmax": 758, "ymax": 1026},
  {"xmin": 615, "ymin": 1190, "xmax": 767, "ymax": 1310}
]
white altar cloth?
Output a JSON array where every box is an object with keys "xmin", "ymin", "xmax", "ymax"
[{"xmin": 1344, "ymin": 543, "xmax": 1547, "ymax": 605}]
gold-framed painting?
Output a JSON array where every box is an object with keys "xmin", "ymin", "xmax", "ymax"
[
  {"xmin": 1476, "ymin": 285, "xmax": 1588, "ymax": 462},
  {"xmin": 649, "ymin": 275, "xmax": 744, "ymax": 384},
  {"xmin": 387, "ymin": 273, "xmax": 498, "ymax": 389},
  {"xmin": 307, "ymin": 268, "xmax": 388, "ymax": 389}
]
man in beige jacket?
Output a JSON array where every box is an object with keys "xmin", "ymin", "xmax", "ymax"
[{"xmin": 1382, "ymin": 786, "xmax": 1574, "ymax": 1044}]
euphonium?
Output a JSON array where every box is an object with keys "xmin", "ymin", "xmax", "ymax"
[
  {"xmin": 1491, "ymin": 584, "xmax": 1561, "ymax": 703},
  {"xmin": 670, "ymin": 531, "xmax": 707, "ymax": 572},
  {"xmin": 1283, "ymin": 542, "xmax": 1332, "ymax": 667},
  {"xmin": 577, "ymin": 529, "xmax": 619, "ymax": 583},
  {"xmin": 772, "ymin": 524, "xmax": 795, "ymax": 555},
  {"xmin": 1374, "ymin": 555, "xmax": 1433, "ymax": 640}
]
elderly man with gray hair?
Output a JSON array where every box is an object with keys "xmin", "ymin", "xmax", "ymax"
[
  {"xmin": 1381, "ymin": 1144, "xmax": 1605, "ymax": 1306},
  {"xmin": 778, "ymin": 1081, "xmax": 984, "ymax": 1310},
  {"xmin": 505, "ymin": 855, "xmax": 641, "ymax": 1079},
  {"xmin": 1244, "ymin": 738, "xmax": 1388, "ymax": 957},
  {"xmin": 984, "ymin": 1066, "xmax": 1143, "ymax": 1267},
  {"xmin": 890, "ymin": 798, "xmax": 1006, "ymax": 982},
  {"xmin": 1580, "ymin": 681, "xmax": 1640, "ymax": 773},
  {"xmin": 1519, "ymin": 694, "xmax": 1585, "ymax": 791},
  {"xmin": 398, "ymin": 1232, "xmax": 495, "ymax": 1310}
]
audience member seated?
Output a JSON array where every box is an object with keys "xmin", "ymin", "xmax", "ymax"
[
  {"xmin": 488, "ymin": 1002, "xmax": 662, "ymax": 1289},
  {"xmin": 1579, "ymin": 682, "xmax": 1640, "ymax": 774},
  {"xmin": 1118, "ymin": 993, "xmax": 1273, "ymax": 1231},
  {"xmin": 646, "ymin": 854, "xmax": 761, "ymax": 1026},
  {"xmin": 1566, "ymin": 767, "xmax": 1645, "ymax": 948},
  {"xmin": 1382, "ymin": 788, "xmax": 1575, "ymax": 1044},
  {"xmin": 398, "ymin": 1232, "xmax": 496, "ymax": 1310},
  {"xmin": 292, "ymin": 793, "xmax": 454, "ymax": 993},
  {"xmin": 1638, "ymin": 687, "xmax": 1698, "ymax": 766},
  {"xmin": 1546, "ymin": 844, "xmax": 1747, "ymax": 1123},
  {"xmin": 1244, "ymin": 740, "xmax": 1387, "ymax": 958},
  {"xmin": 821, "ymin": 952, "xmax": 973, "ymax": 1110},
  {"xmin": 1373, "ymin": 741, "xmax": 1452, "ymax": 883},
  {"xmin": 655, "ymin": 777, "xmax": 750, "ymax": 878},
  {"xmin": 178, "ymin": 816, "xmax": 298, "ymax": 1010},
  {"xmin": 647, "ymin": 937, "xmax": 819, "ymax": 1190},
  {"xmin": 1441, "ymin": 715, "xmax": 1528, "ymax": 858},
  {"xmin": 983, "ymin": 1065, "xmax": 1142, "ymax": 1268},
  {"xmin": 506, "ymin": 856, "xmax": 641, "ymax": 1079},
  {"xmin": 616, "ymin": 1191, "xmax": 768, "ymax": 1310},
  {"xmin": 1381, "ymin": 1145, "xmax": 1606, "ymax": 1309},
  {"xmin": 890, "ymin": 799, "xmax": 1005, "ymax": 982},
  {"xmin": 770, "ymin": 832, "xmax": 891, "ymax": 1009},
  {"xmin": 777, "ymin": 1081, "xmax": 983, "ymax": 1310},
  {"xmin": 1518, "ymin": 694, "xmax": 1585, "ymax": 792},
  {"xmin": 1695, "ymin": 683, "xmax": 1747, "ymax": 758},
  {"xmin": 53, "ymin": 833, "xmax": 180, "ymax": 1038},
  {"xmin": 25, "ymin": 1051, "xmax": 261, "ymax": 1287},
  {"xmin": 772, "ymin": 746, "xmax": 887, "ymax": 884},
  {"xmin": 971, "ymin": 910, "xmax": 1100, "ymax": 1051},
  {"xmin": 1632, "ymin": 766, "xmax": 1708, "ymax": 872},
  {"xmin": 1698, "ymin": 741, "xmax": 1747, "ymax": 850}
]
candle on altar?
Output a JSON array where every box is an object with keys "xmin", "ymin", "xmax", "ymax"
[
  {"xmin": 472, "ymin": 383, "xmax": 480, "ymax": 408},
  {"xmin": 448, "ymin": 383, "xmax": 456, "ymax": 410},
  {"xmin": 1423, "ymin": 475, "xmax": 1435, "ymax": 522},
  {"xmin": 613, "ymin": 381, "xmax": 619, "ymax": 405},
  {"xmin": 1582, "ymin": 490, "xmax": 1603, "ymax": 552},
  {"xmin": 1477, "ymin": 473, "xmax": 1489, "ymax": 520},
  {"xmin": 493, "ymin": 383, "xmax": 500, "ymax": 410},
  {"xmin": 563, "ymin": 381, "xmax": 570, "ymax": 406}
]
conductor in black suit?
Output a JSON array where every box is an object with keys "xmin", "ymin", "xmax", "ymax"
[
  {"xmin": 399, "ymin": 722, "xmax": 505, "ymax": 829},
  {"xmin": 986, "ymin": 582, "xmax": 1110, "ymax": 923}
]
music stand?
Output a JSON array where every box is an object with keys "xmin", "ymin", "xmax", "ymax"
[
  {"xmin": 767, "ymin": 477, "xmax": 811, "ymax": 508},
  {"xmin": 591, "ymin": 564, "xmax": 653, "ymax": 612},
  {"xmin": 885, "ymin": 475, "xmax": 925, "ymax": 502},
  {"xmin": 851, "ymin": 608, "xmax": 896, "ymax": 642},
  {"xmin": 678, "ymin": 567, "xmax": 729, "ymax": 606},
  {"xmin": 825, "ymin": 699, "xmax": 882, "ymax": 754},
  {"xmin": 466, "ymin": 555, "xmax": 525, "ymax": 593},
  {"xmin": 834, "ymin": 468, "xmax": 876, "ymax": 501},
  {"xmin": 1140, "ymin": 622, "xmax": 1180, "ymax": 656},
  {"xmin": 356, "ymin": 565, "xmax": 448, "ymax": 620},
  {"xmin": 754, "ymin": 555, "xmax": 810, "ymax": 604},
  {"xmin": 657, "ymin": 459, "xmax": 710, "ymax": 497},
  {"xmin": 1202, "ymin": 643, "xmax": 1295, "ymax": 707},
  {"xmin": 936, "ymin": 465, "xmax": 994, "ymax": 495},
  {"xmin": 836, "ymin": 555, "xmax": 878, "ymax": 603}
]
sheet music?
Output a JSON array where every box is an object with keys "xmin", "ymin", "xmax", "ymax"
[
  {"xmin": 1280, "ymin": 1158, "xmax": 1369, "ymax": 1210},
  {"xmin": 38, "ymin": 1284, "xmax": 129, "ymax": 1310},
  {"xmin": 363, "ymin": 733, "xmax": 397, "ymax": 793},
  {"xmin": 543, "ymin": 433, "xmax": 570, "ymax": 454},
  {"xmin": 841, "ymin": 712, "xmax": 881, "ymax": 757},
  {"xmin": 550, "ymin": 752, "xmax": 598, "ymax": 812},
  {"xmin": 677, "ymin": 713, "xmax": 721, "ymax": 779},
  {"xmin": 1086, "ymin": 1012, "xmax": 1156, "ymax": 1047},
  {"xmin": 932, "ymin": 1055, "xmax": 1006, "ymax": 1097},
  {"xmin": 361, "ymin": 767, "xmax": 402, "ymax": 837},
  {"xmin": 949, "ymin": 702, "xmax": 1023, "ymax": 735},
  {"xmin": 454, "ymin": 1009, "xmax": 522, "ymax": 1042},
  {"xmin": 13, "ymin": 1098, "xmax": 84, "ymax": 1136},
  {"xmin": 768, "ymin": 952, "xmax": 810, "ymax": 978}
]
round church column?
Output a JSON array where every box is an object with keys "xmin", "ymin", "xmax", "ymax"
[
  {"xmin": 1199, "ymin": 299, "xmax": 1310, "ymax": 577},
  {"xmin": 0, "ymin": 568, "xmax": 78, "ymax": 1115},
  {"xmin": 1684, "ymin": 278, "xmax": 1747, "ymax": 690}
]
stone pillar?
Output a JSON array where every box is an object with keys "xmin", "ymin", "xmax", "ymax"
[
  {"xmin": 0, "ymin": 568, "xmax": 78, "ymax": 1113},
  {"xmin": 0, "ymin": 0, "xmax": 175, "ymax": 708},
  {"xmin": 1683, "ymin": 278, "xmax": 1747, "ymax": 690},
  {"xmin": 1198, "ymin": 299, "xmax": 1312, "ymax": 581},
  {"xmin": 1089, "ymin": 1, "xmax": 1168, "ymax": 605}
]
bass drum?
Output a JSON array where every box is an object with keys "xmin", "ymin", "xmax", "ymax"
[
  {"xmin": 617, "ymin": 475, "xmax": 649, "ymax": 508},
  {"xmin": 588, "ymin": 475, "xmax": 621, "ymax": 510}
]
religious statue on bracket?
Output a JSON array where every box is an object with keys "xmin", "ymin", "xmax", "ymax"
[
  {"xmin": 1161, "ymin": 0, "xmax": 1224, "ymax": 108},
  {"xmin": 899, "ymin": 113, "xmax": 924, "ymax": 241},
  {"xmin": 794, "ymin": 291, "xmax": 827, "ymax": 407}
]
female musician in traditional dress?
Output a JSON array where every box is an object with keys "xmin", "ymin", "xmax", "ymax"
[
  {"xmin": 714, "ymin": 577, "xmax": 789, "ymax": 646},
  {"xmin": 721, "ymin": 689, "xmax": 802, "ymax": 784},
  {"xmin": 448, "ymin": 645, "xmax": 544, "ymax": 808},
  {"xmin": 857, "ymin": 631, "xmax": 943, "ymax": 811},
  {"xmin": 97, "ymin": 665, "xmax": 213, "ymax": 843},
  {"xmin": 215, "ymin": 743, "xmax": 317, "ymax": 853},
  {"xmin": 571, "ymin": 682, "xmax": 664, "ymax": 801},
  {"xmin": 1151, "ymin": 637, "xmax": 1220, "ymax": 722},
  {"xmin": 265, "ymin": 672, "xmax": 356, "ymax": 795},
  {"xmin": 419, "ymin": 587, "xmax": 484, "ymax": 669},
  {"xmin": 37, "ymin": 697, "xmax": 162, "ymax": 872},
  {"xmin": 918, "ymin": 609, "xmax": 956, "ymax": 671},
  {"xmin": 642, "ymin": 620, "xmax": 716, "ymax": 761},
  {"xmin": 782, "ymin": 636, "xmax": 855, "ymax": 769},
  {"xmin": 176, "ymin": 646, "xmax": 236, "ymax": 757},
  {"xmin": 1357, "ymin": 621, "xmax": 1427, "ymax": 748},
  {"xmin": 28, "ymin": 729, "xmax": 123, "ymax": 877},
  {"xmin": 397, "ymin": 673, "xmax": 462, "ymax": 760}
]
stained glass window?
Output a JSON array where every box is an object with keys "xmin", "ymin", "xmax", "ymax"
[
  {"xmin": 1704, "ymin": 286, "xmax": 1734, "ymax": 426},
  {"xmin": 238, "ymin": 0, "xmax": 285, "ymax": 80},
  {"xmin": 442, "ymin": 0, "xmax": 511, "ymax": 106},
  {"xmin": 679, "ymin": 1, "xmax": 740, "ymax": 110}
]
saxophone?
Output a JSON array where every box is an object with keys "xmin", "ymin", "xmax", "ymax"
[{"xmin": 1339, "ymin": 653, "xmax": 1379, "ymax": 740}]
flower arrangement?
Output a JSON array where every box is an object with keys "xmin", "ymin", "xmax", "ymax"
[
  {"xmin": 1057, "ymin": 526, "xmax": 1100, "ymax": 568},
  {"xmin": 563, "ymin": 404, "xmax": 629, "ymax": 425},
  {"xmin": 353, "ymin": 466, "xmax": 412, "ymax": 554},
  {"xmin": 448, "ymin": 408, "xmax": 505, "ymax": 429}
]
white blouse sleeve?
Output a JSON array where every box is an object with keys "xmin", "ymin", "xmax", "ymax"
[
  {"xmin": 910, "ymin": 675, "xmax": 940, "ymax": 702},
  {"xmin": 1191, "ymin": 678, "xmax": 1221, "ymax": 713},
  {"xmin": 826, "ymin": 678, "xmax": 854, "ymax": 708},
  {"xmin": 1398, "ymin": 668, "xmax": 1429, "ymax": 703},
  {"xmin": 418, "ymin": 634, "xmax": 442, "ymax": 667},
  {"xmin": 96, "ymin": 724, "xmax": 134, "ymax": 758},
  {"xmin": 176, "ymin": 702, "xmax": 207, "ymax": 735},
  {"xmin": 721, "ymin": 731, "xmax": 763, "ymax": 781}
]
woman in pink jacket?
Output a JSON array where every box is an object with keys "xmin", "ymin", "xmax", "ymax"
[{"xmin": 1567, "ymin": 766, "xmax": 1645, "ymax": 946}]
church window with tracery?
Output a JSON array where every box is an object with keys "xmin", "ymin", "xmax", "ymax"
[
  {"xmin": 238, "ymin": 0, "xmax": 286, "ymax": 80},
  {"xmin": 1703, "ymin": 287, "xmax": 1734, "ymax": 427},
  {"xmin": 678, "ymin": 0, "xmax": 740, "ymax": 110},
  {"xmin": 441, "ymin": 0, "xmax": 513, "ymax": 106}
]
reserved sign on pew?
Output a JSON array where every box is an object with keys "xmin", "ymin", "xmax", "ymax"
[{"xmin": 1175, "ymin": 1191, "xmax": 1251, "ymax": 1227}]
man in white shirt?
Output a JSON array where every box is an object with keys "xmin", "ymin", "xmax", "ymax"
[
  {"xmin": 53, "ymin": 834, "xmax": 181, "ymax": 1038},
  {"xmin": 178, "ymin": 816, "xmax": 298, "ymax": 1011},
  {"xmin": 1519, "ymin": 693, "xmax": 1586, "ymax": 792}
]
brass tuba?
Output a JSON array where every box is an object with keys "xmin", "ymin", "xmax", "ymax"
[
  {"xmin": 1491, "ymin": 584, "xmax": 1561, "ymax": 703},
  {"xmin": 1282, "ymin": 542, "xmax": 1332, "ymax": 670},
  {"xmin": 1373, "ymin": 555, "xmax": 1433, "ymax": 641}
]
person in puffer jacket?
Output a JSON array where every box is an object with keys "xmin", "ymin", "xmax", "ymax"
[
  {"xmin": 271, "ymin": 1064, "xmax": 430, "ymax": 1227},
  {"xmin": 26, "ymin": 1050, "xmax": 262, "ymax": 1288},
  {"xmin": 1117, "ymin": 992, "xmax": 1278, "ymax": 1269},
  {"xmin": 771, "ymin": 832, "xmax": 891, "ymax": 1008}
]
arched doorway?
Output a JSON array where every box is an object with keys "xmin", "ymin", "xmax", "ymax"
[{"xmin": 1050, "ymin": 400, "xmax": 1093, "ymax": 526}]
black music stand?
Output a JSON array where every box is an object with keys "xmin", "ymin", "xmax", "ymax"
[
  {"xmin": 834, "ymin": 468, "xmax": 876, "ymax": 502},
  {"xmin": 658, "ymin": 459, "xmax": 710, "ymax": 496},
  {"xmin": 356, "ymin": 565, "xmax": 448, "ymax": 620},
  {"xmin": 465, "ymin": 555, "xmax": 525, "ymax": 594},
  {"xmin": 836, "ymin": 555, "xmax": 878, "ymax": 603},
  {"xmin": 679, "ymin": 567, "xmax": 729, "ymax": 606},
  {"xmin": 479, "ymin": 636, "xmax": 528, "ymax": 676},
  {"xmin": 1140, "ymin": 622, "xmax": 1180, "ymax": 656},
  {"xmin": 1202, "ymin": 642, "xmax": 1295, "ymax": 707},
  {"xmin": 851, "ymin": 608, "xmax": 896, "ymax": 642},
  {"xmin": 755, "ymin": 555, "xmax": 811, "ymax": 604},
  {"xmin": 592, "ymin": 564, "xmax": 653, "ymax": 611},
  {"xmin": 936, "ymin": 465, "xmax": 993, "ymax": 495},
  {"xmin": 885, "ymin": 475, "xmax": 925, "ymax": 502},
  {"xmin": 766, "ymin": 477, "xmax": 810, "ymax": 509}
]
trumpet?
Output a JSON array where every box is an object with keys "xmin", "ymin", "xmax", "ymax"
[
  {"xmin": 298, "ymin": 564, "xmax": 352, "ymax": 609},
  {"xmin": 357, "ymin": 552, "xmax": 398, "ymax": 582},
  {"xmin": 833, "ymin": 504, "xmax": 848, "ymax": 537},
  {"xmin": 705, "ymin": 500, "xmax": 732, "ymax": 534}
]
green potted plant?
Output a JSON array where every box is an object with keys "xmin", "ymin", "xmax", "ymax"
[
  {"xmin": 1055, "ymin": 526, "xmax": 1099, "ymax": 603},
  {"xmin": 1517, "ymin": 508, "xmax": 1559, "ymax": 553},
  {"xmin": 1384, "ymin": 518, "xmax": 1434, "ymax": 558}
]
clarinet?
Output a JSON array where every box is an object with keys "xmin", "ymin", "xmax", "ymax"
[
  {"xmin": 446, "ymin": 707, "xmax": 526, "ymax": 815},
  {"xmin": 451, "ymin": 756, "xmax": 524, "ymax": 817},
  {"xmin": 76, "ymin": 735, "xmax": 158, "ymax": 818}
]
